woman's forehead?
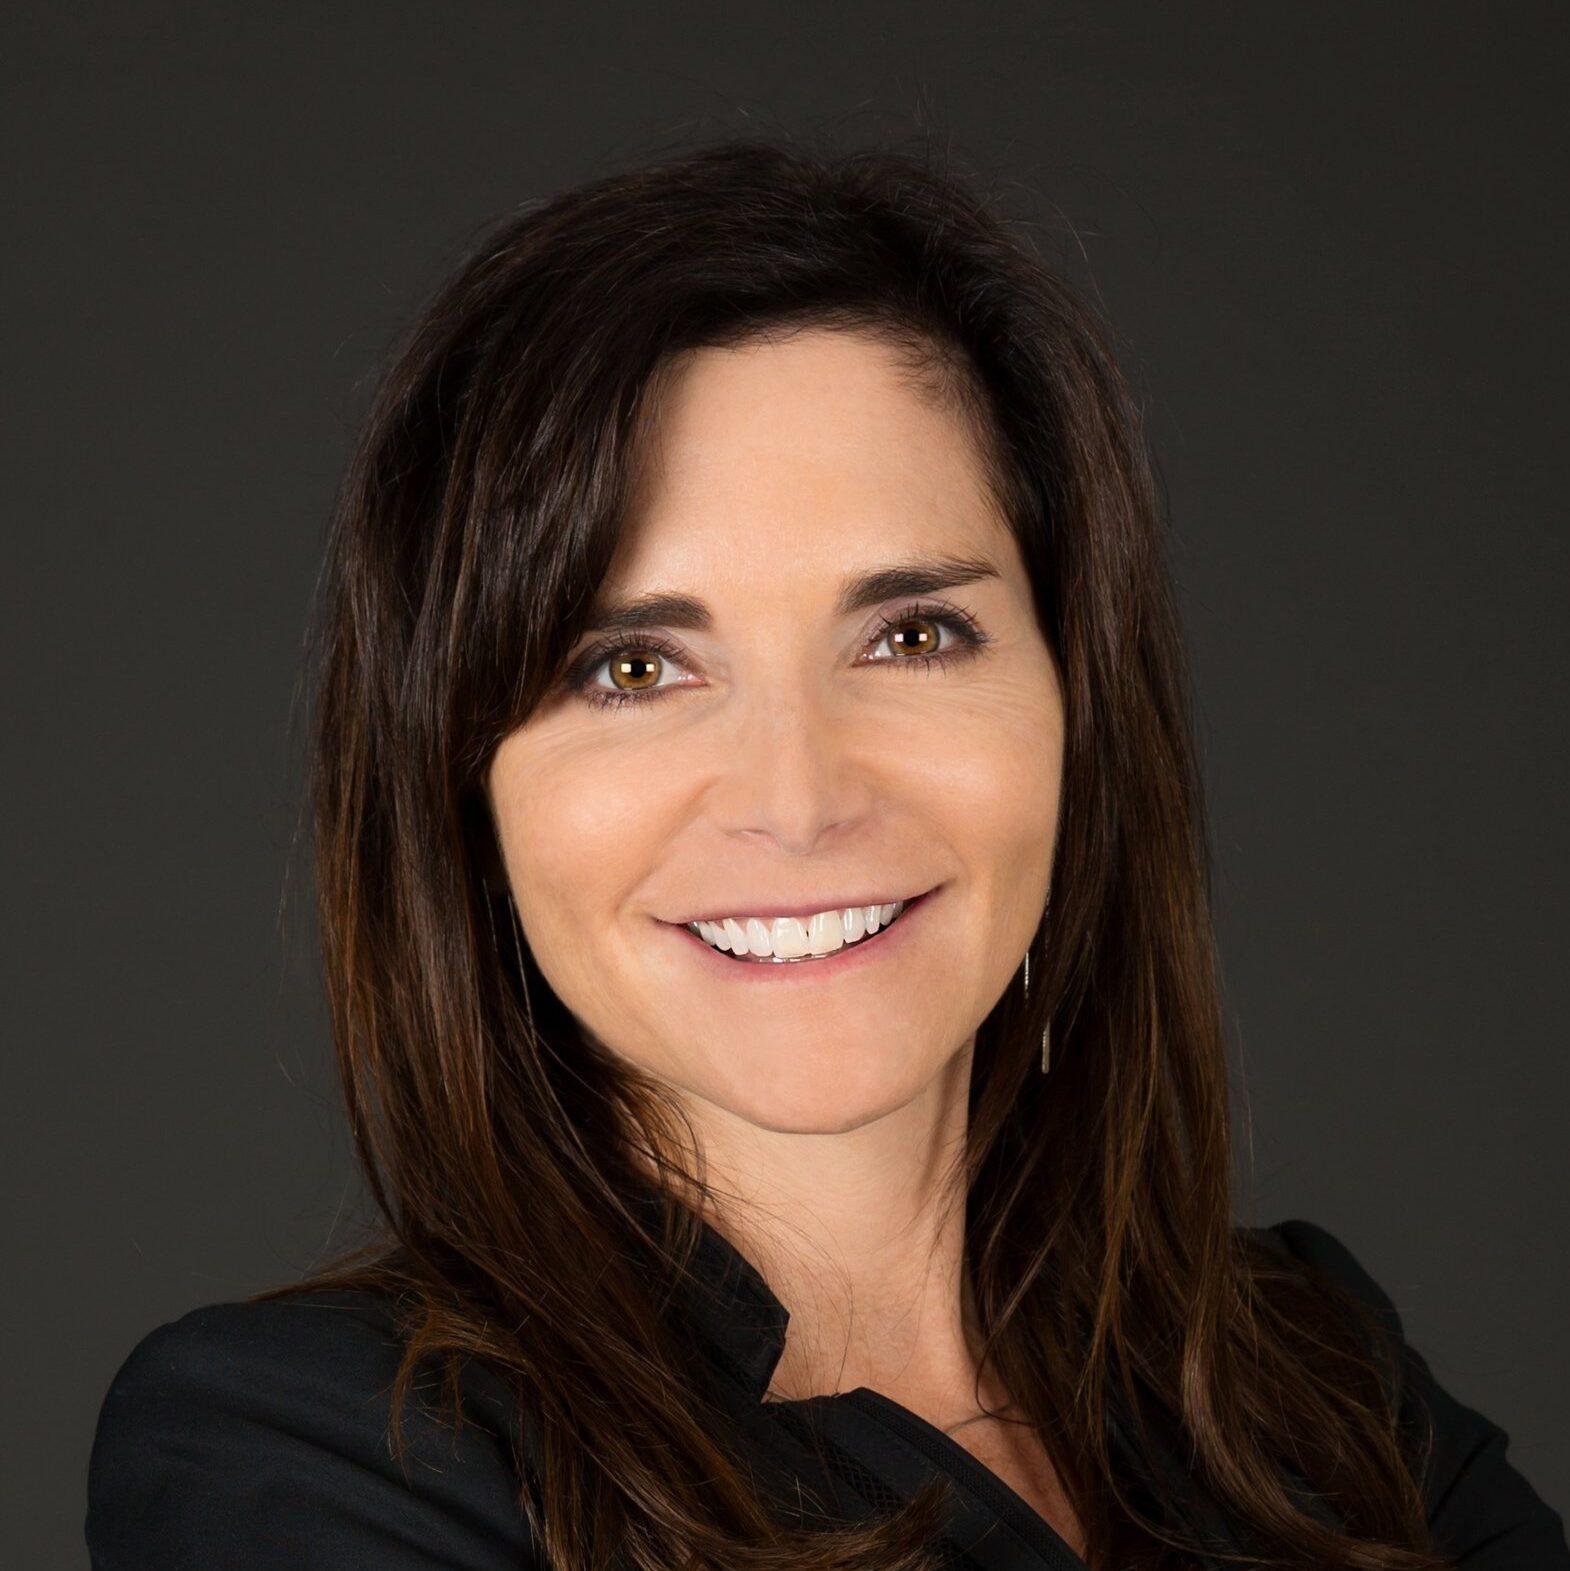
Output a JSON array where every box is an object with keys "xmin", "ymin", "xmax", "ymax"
[
  {"xmin": 637, "ymin": 329, "xmax": 990, "ymax": 488},
  {"xmin": 610, "ymin": 342, "xmax": 1016, "ymax": 609}
]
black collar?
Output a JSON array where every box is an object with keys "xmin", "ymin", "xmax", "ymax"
[
  {"xmin": 634, "ymin": 1185, "xmax": 793, "ymax": 1400},
  {"xmin": 637, "ymin": 1188, "xmax": 1322, "ymax": 1564},
  {"xmin": 684, "ymin": 1213, "xmax": 796, "ymax": 1397}
]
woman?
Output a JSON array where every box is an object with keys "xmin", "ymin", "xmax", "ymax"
[{"xmin": 86, "ymin": 138, "xmax": 1568, "ymax": 1570}]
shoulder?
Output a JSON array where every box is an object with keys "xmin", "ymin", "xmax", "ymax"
[
  {"xmin": 1247, "ymin": 1216, "xmax": 1406, "ymax": 1338},
  {"xmin": 86, "ymin": 1287, "xmax": 538, "ymax": 1569},
  {"xmin": 1246, "ymin": 1217, "xmax": 1570, "ymax": 1567}
]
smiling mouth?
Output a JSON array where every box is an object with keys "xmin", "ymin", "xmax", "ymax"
[{"xmin": 683, "ymin": 891, "xmax": 932, "ymax": 964}]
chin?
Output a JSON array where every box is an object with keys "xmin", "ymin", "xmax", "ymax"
[{"xmin": 704, "ymin": 1062, "xmax": 928, "ymax": 1136}]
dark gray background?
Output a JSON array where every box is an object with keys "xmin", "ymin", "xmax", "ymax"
[{"xmin": 8, "ymin": 4, "xmax": 1567, "ymax": 1565}]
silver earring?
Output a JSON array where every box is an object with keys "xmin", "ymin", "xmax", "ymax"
[
  {"xmin": 1022, "ymin": 946, "xmax": 1052, "ymax": 1075},
  {"xmin": 482, "ymin": 876, "xmax": 538, "ymax": 1033},
  {"xmin": 505, "ymin": 888, "xmax": 537, "ymax": 1032},
  {"xmin": 482, "ymin": 876, "xmax": 502, "ymax": 957}
]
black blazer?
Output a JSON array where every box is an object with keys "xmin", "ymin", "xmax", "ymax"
[{"xmin": 86, "ymin": 1216, "xmax": 1569, "ymax": 1569}]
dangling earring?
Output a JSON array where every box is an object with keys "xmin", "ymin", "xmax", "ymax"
[
  {"xmin": 482, "ymin": 876, "xmax": 502, "ymax": 957},
  {"xmin": 481, "ymin": 875, "xmax": 538, "ymax": 1033},
  {"xmin": 1022, "ymin": 945, "xmax": 1052, "ymax": 1075},
  {"xmin": 505, "ymin": 887, "xmax": 537, "ymax": 1032}
]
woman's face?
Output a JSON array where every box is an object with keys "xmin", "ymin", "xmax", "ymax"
[{"xmin": 488, "ymin": 327, "xmax": 1063, "ymax": 1133}]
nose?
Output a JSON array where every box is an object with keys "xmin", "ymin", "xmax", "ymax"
[{"xmin": 719, "ymin": 685, "xmax": 873, "ymax": 856}]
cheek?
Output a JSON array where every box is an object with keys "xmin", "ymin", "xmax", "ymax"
[
  {"xmin": 914, "ymin": 680, "xmax": 1063, "ymax": 864},
  {"xmin": 489, "ymin": 733, "xmax": 657, "ymax": 947}
]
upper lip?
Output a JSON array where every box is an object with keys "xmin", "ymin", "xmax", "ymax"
[{"xmin": 664, "ymin": 886, "xmax": 936, "ymax": 927}]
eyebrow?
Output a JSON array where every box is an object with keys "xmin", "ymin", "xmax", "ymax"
[{"xmin": 581, "ymin": 550, "xmax": 1003, "ymax": 636}]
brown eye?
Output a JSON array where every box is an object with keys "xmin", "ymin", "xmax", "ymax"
[
  {"xmin": 607, "ymin": 649, "xmax": 664, "ymax": 692},
  {"xmin": 862, "ymin": 602, "xmax": 990, "ymax": 676},
  {"xmin": 884, "ymin": 616, "xmax": 942, "ymax": 657}
]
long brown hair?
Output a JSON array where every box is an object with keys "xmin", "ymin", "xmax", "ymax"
[{"xmin": 260, "ymin": 136, "xmax": 1450, "ymax": 1571}]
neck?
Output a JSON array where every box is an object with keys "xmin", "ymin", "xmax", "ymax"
[{"xmin": 678, "ymin": 1036, "xmax": 1003, "ymax": 1428}]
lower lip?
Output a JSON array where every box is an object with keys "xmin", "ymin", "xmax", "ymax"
[{"xmin": 658, "ymin": 886, "xmax": 942, "ymax": 985}]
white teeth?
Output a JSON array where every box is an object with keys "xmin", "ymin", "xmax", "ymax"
[
  {"xmin": 769, "ymin": 915, "xmax": 807, "ymax": 958},
  {"xmin": 807, "ymin": 910, "xmax": 841, "ymax": 956},
  {"xmin": 690, "ymin": 900, "xmax": 910, "ymax": 961}
]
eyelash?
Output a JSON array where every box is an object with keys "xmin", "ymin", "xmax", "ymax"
[{"xmin": 566, "ymin": 600, "xmax": 994, "ymax": 712}]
